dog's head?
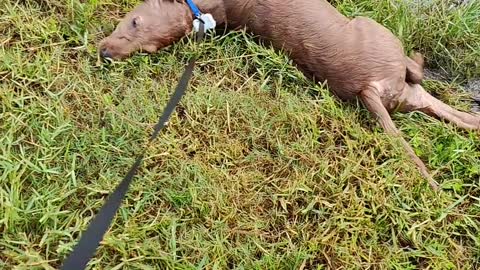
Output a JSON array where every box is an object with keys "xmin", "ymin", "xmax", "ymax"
[{"xmin": 98, "ymin": 0, "xmax": 193, "ymax": 59}]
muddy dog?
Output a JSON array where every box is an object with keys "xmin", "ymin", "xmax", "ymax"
[{"xmin": 98, "ymin": 0, "xmax": 480, "ymax": 189}]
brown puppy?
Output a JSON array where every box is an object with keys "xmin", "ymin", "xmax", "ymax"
[{"xmin": 99, "ymin": 0, "xmax": 480, "ymax": 189}]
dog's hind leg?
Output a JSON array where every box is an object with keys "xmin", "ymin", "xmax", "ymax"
[
  {"xmin": 398, "ymin": 83, "xmax": 480, "ymax": 130},
  {"xmin": 360, "ymin": 87, "xmax": 439, "ymax": 189}
]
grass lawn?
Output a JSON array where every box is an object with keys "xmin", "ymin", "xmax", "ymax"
[{"xmin": 1, "ymin": 0, "xmax": 480, "ymax": 269}]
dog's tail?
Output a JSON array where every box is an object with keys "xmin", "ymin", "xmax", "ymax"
[{"xmin": 405, "ymin": 52, "xmax": 424, "ymax": 84}]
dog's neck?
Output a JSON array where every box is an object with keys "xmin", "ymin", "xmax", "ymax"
[{"xmin": 188, "ymin": 0, "xmax": 255, "ymax": 30}]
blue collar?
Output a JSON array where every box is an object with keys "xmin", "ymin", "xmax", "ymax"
[{"xmin": 185, "ymin": 0, "xmax": 202, "ymax": 18}]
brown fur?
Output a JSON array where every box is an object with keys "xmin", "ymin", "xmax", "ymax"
[{"xmin": 99, "ymin": 0, "xmax": 480, "ymax": 189}]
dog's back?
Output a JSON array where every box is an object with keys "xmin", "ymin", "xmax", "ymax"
[{"xmin": 246, "ymin": 0, "xmax": 407, "ymax": 101}]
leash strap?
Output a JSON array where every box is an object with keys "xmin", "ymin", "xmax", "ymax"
[
  {"xmin": 60, "ymin": 22, "xmax": 205, "ymax": 270},
  {"xmin": 185, "ymin": 0, "xmax": 202, "ymax": 18}
]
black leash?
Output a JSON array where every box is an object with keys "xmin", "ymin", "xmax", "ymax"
[{"xmin": 60, "ymin": 22, "xmax": 205, "ymax": 270}]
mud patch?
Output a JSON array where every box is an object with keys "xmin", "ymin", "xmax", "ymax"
[
  {"xmin": 464, "ymin": 79, "xmax": 480, "ymax": 112},
  {"xmin": 424, "ymin": 68, "xmax": 480, "ymax": 112},
  {"xmin": 465, "ymin": 79, "xmax": 480, "ymax": 94}
]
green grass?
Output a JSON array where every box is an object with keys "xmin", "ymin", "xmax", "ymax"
[{"xmin": 1, "ymin": 0, "xmax": 480, "ymax": 269}]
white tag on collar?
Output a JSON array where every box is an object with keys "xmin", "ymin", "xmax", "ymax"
[{"xmin": 193, "ymin": 13, "xmax": 216, "ymax": 32}]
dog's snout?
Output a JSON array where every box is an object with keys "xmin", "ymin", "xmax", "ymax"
[{"xmin": 100, "ymin": 47, "xmax": 112, "ymax": 58}]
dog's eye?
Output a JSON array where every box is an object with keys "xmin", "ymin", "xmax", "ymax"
[{"xmin": 132, "ymin": 18, "xmax": 138, "ymax": 28}]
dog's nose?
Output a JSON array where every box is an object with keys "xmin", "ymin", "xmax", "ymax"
[{"xmin": 100, "ymin": 47, "xmax": 112, "ymax": 58}]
